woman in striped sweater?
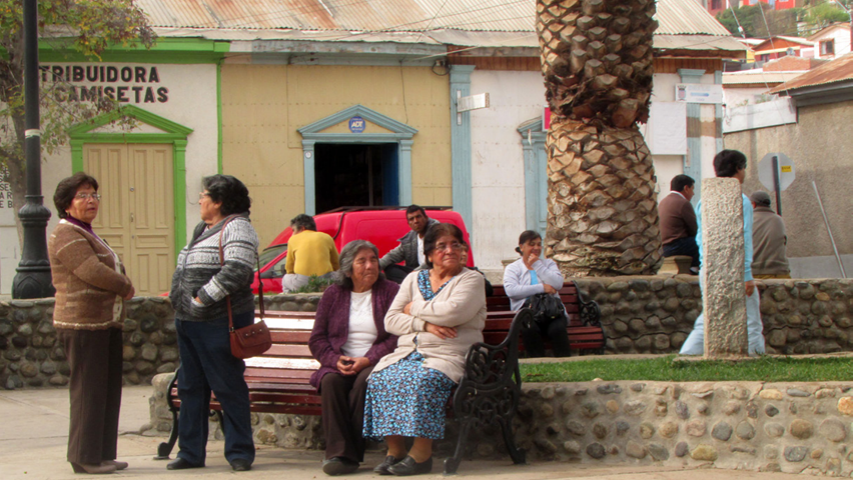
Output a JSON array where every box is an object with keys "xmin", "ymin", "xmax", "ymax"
[{"xmin": 167, "ymin": 174, "xmax": 259, "ymax": 472}]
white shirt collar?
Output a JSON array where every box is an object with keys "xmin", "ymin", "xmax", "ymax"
[{"xmin": 670, "ymin": 191, "xmax": 687, "ymax": 200}]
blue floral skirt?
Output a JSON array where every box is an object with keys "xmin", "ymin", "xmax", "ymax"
[{"xmin": 362, "ymin": 351, "xmax": 455, "ymax": 440}]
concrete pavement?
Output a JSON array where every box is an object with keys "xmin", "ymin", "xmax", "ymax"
[{"xmin": 0, "ymin": 386, "xmax": 803, "ymax": 480}]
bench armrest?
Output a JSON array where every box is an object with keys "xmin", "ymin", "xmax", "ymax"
[
  {"xmin": 572, "ymin": 280, "xmax": 602, "ymax": 328},
  {"xmin": 452, "ymin": 309, "xmax": 533, "ymax": 418}
]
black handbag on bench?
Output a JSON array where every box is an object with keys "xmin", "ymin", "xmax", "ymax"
[{"xmin": 523, "ymin": 292, "xmax": 566, "ymax": 327}]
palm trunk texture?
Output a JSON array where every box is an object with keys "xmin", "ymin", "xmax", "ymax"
[{"xmin": 537, "ymin": 0, "xmax": 662, "ymax": 276}]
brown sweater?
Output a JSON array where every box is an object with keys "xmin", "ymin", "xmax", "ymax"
[
  {"xmin": 49, "ymin": 220, "xmax": 133, "ymax": 330},
  {"xmin": 659, "ymin": 191, "xmax": 697, "ymax": 245},
  {"xmin": 752, "ymin": 206, "xmax": 790, "ymax": 275}
]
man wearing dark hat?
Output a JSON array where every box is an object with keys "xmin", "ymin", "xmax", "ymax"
[{"xmin": 750, "ymin": 191, "xmax": 790, "ymax": 279}]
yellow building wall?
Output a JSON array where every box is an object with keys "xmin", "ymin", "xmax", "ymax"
[{"xmin": 221, "ymin": 64, "xmax": 452, "ymax": 246}]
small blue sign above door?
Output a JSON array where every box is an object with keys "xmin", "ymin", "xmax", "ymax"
[{"xmin": 348, "ymin": 116, "xmax": 366, "ymax": 133}]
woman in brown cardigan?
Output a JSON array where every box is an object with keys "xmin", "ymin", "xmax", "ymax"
[{"xmin": 49, "ymin": 172, "xmax": 135, "ymax": 475}]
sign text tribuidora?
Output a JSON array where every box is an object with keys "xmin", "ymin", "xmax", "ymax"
[{"xmin": 40, "ymin": 65, "xmax": 169, "ymax": 104}]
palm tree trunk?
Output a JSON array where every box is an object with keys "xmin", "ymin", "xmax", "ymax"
[{"xmin": 537, "ymin": 0, "xmax": 662, "ymax": 276}]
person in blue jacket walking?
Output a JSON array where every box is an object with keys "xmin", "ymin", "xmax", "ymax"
[{"xmin": 679, "ymin": 150, "xmax": 766, "ymax": 356}]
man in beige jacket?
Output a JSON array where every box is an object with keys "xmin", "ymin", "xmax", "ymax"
[{"xmin": 750, "ymin": 191, "xmax": 791, "ymax": 279}]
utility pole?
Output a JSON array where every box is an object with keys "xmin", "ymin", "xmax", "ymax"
[{"xmin": 12, "ymin": 0, "xmax": 55, "ymax": 299}]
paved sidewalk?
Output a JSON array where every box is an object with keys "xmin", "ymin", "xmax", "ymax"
[{"xmin": 0, "ymin": 386, "xmax": 802, "ymax": 480}]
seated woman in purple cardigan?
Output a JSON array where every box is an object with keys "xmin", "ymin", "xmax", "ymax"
[{"xmin": 309, "ymin": 240, "xmax": 399, "ymax": 476}]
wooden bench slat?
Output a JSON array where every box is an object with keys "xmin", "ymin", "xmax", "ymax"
[
  {"xmin": 263, "ymin": 344, "xmax": 313, "ymax": 357},
  {"xmin": 265, "ymin": 311, "xmax": 317, "ymax": 319},
  {"xmin": 244, "ymin": 382, "xmax": 317, "ymax": 392},
  {"xmin": 270, "ymin": 331, "xmax": 312, "ymax": 342},
  {"xmin": 249, "ymin": 393, "xmax": 322, "ymax": 405},
  {"xmin": 244, "ymin": 368, "xmax": 315, "ymax": 379},
  {"xmin": 249, "ymin": 404, "xmax": 322, "ymax": 416}
]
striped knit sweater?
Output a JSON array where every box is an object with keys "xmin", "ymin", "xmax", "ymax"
[
  {"xmin": 49, "ymin": 220, "xmax": 134, "ymax": 330},
  {"xmin": 169, "ymin": 214, "xmax": 259, "ymax": 322}
]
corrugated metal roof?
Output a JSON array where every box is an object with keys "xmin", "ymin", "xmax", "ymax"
[
  {"xmin": 769, "ymin": 52, "xmax": 853, "ymax": 94},
  {"xmin": 138, "ymin": 0, "xmax": 733, "ymax": 37},
  {"xmin": 137, "ymin": 0, "xmax": 532, "ymax": 32},
  {"xmin": 654, "ymin": 35, "xmax": 748, "ymax": 52},
  {"xmin": 654, "ymin": 0, "xmax": 732, "ymax": 36},
  {"xmin": 722, "ymin": 70, "xmax": 806, "ymax": 86},
  {"xmin": 754, "ymin": 36, "xmax": 815, "ymax": 51}
]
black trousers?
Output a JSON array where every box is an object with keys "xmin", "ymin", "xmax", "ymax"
[
  {"xmin": 320, "ymin": 366, "xmax": 374, "ymax": 462},
  {"xmin": 384, "ymin": 265, "xmax": 415, "ymax": 284},
  {"xmin": 59, "ymin": 328, "xmax": 123, "ymax": 465},
  {"xmin": 521, "ymin": 316, "xmax": 571, "ymax": 358},
  {"xmin": 663, "ymin": 236, "xmax": 700, "ymax": 268}
]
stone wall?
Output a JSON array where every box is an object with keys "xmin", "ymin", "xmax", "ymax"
[
  {"xmin": 511, "ymin": 380, "xmax": 853, "ymax": 476},
  {"xmin": 573, "ymin": 276, "xmax": 853, "ymax": 356},
  {"xmin": 0, "ymin": 294, "xmax": 322, "ymax": 391},
  {"xmin": 5, "ymin": 278, "xmax": 853, "ymax": 390},
  {"xmin": 146, "ymin": 375, "xmax": 853, "ymax": 476},
  {"xmin": 0, "ymin": 297, "xmax": 177, "ymax": 389}
]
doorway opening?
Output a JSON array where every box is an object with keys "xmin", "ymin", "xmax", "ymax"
[{"xmin": 314, "ymin": 143, "xmax": 399, "ymax": 213}]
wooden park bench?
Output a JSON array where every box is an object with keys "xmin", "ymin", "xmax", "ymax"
[
  {"xmin": 156, "ymin": 308, "xmax": 532, "ymax": 474},
  {"xmin": 488, "ymin": 281, "xmax": 606, "ymax": 355},
  {"xmin": 155, "ymin": 281, "xmax": 603, "ymax": 472}
]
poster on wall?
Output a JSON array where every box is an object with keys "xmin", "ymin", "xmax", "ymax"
[
  {"xmin": 0, "ymin": 164, "xmax": 14, "ymax": 224},
  {"xmin": 646, "ymin": 102, "xmax": 687, "ymax": 155}
]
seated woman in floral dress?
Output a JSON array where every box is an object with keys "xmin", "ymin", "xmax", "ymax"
[{"xmin": 362, "ymin": 223, "xmax": 486, "ymax": 476}]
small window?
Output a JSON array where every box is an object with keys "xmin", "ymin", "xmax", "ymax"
[
  {"xmin": 711, "ymin": 0, "xmax": 722, "ymax": 9},
  {"xmin": 820, "ymin": 40, "xmax": 835, "ymax": 56}
]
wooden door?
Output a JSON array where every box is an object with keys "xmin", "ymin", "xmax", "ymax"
[{"xmin": 84, "ymin": 144, "xmax": 175, "ymax": 297}]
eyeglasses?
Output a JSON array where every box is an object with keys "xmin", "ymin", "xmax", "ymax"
[
  {"xmin": 75, "ymin": 193, "xmax": 101, "ymax": 201},
  {"xmin": 434, "ymin": 242, "xmax": 463, "ymax": 252},
  {"xmin": 199, "ymin": 192, "xmax": 211, "ymax": 199}
]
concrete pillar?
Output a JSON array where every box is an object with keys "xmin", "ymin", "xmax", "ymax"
[{"xmin": 701, "ymin": 178, "xmax": 748, "ymax": 358}]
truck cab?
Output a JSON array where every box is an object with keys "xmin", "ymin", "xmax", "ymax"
[{"xmin": 253, "ymin": 207, "xmax": 474, "ymax": 294}]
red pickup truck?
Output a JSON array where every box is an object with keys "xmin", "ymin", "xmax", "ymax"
[{"xmin": 253, "ymin": 207, "xmax": 474, "ymax": 294}]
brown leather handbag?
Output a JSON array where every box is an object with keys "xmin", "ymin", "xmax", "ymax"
[{"xmin": 219, "ymin": 216, "xmax": 272, "ymax": 359}]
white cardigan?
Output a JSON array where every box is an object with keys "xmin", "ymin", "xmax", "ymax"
[
  {"xmin": 375, "ymin": 268, "xmax": 486, "ymax": 383},
  {"xmin": 502, "ymin": 257, "xmax": 564, "ymax": 312}
]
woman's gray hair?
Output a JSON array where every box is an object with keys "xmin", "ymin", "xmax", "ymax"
[{"xmin": 334, "ymin": 240, "xmax": 384, "ymax": 290}]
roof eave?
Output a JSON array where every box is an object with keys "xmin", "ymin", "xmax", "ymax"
[{"xmin": 774, "ymin": 80, "xmax": 853, "ymax": 107}]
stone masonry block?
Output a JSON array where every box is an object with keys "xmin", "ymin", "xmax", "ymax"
[{"xmin": 701, "ymin": 178, "xmax": 747, "ymax": 357}]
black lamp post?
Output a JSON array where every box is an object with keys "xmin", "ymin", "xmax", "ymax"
[{"xmin": 12, "ymin": 0, "xmax": 54, "ymax": 299}]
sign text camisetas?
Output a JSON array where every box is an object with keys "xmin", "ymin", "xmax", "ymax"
[{"xmin": 40, "ymin": 65, "xmax": 169, "ymax": 104}]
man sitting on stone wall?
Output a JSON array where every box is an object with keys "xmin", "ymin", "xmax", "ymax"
[
  {"xmin": 749, "ymin": 191, "xmax": 791, "ymax": 280},
  {"xmin": 679, "ymin": 150, "xmax": 766, "ymax": 356},
  {"xmin": 659, "ymin": 174, "xmax": 699, "ymax": 273}
]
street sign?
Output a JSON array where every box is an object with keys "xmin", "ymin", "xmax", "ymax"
[
  {"xmin": 758, "ymin": 152, "xmax": 795, "ymax": 192},
  {"xmin": 674, "ymin": 83, "xmax": 724, "ymax": 104},
  {"xmin": 758, "ymin": 152, "xmax": 795, "ymax": 215},
  {"xmin": 457, "ymin": 92, "xmax": 490, "ymax": 112}
]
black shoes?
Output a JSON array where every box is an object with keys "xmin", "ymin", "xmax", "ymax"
[
  {"xmin": 231, "ymin": 458, "xmax": 252, "ymax": 472},
  {"xmin": 166, "ymin": 458, "xmax": 204, "ymax": 470},
  {"xmin": 322, "ymin": 457, "xmax": 359, "ymax": 476},
  {"xmin": 373, "ymin": 455, "xmax": 402, "ymax": 475},
  {"xmin": 387, "ymin": 456, "xmax": 433, "ymax": 476}
]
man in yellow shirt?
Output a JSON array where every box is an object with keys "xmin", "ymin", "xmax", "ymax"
[{"xmin": 282, "ymin": 214, "xmax": 340, "ymax": 293}]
